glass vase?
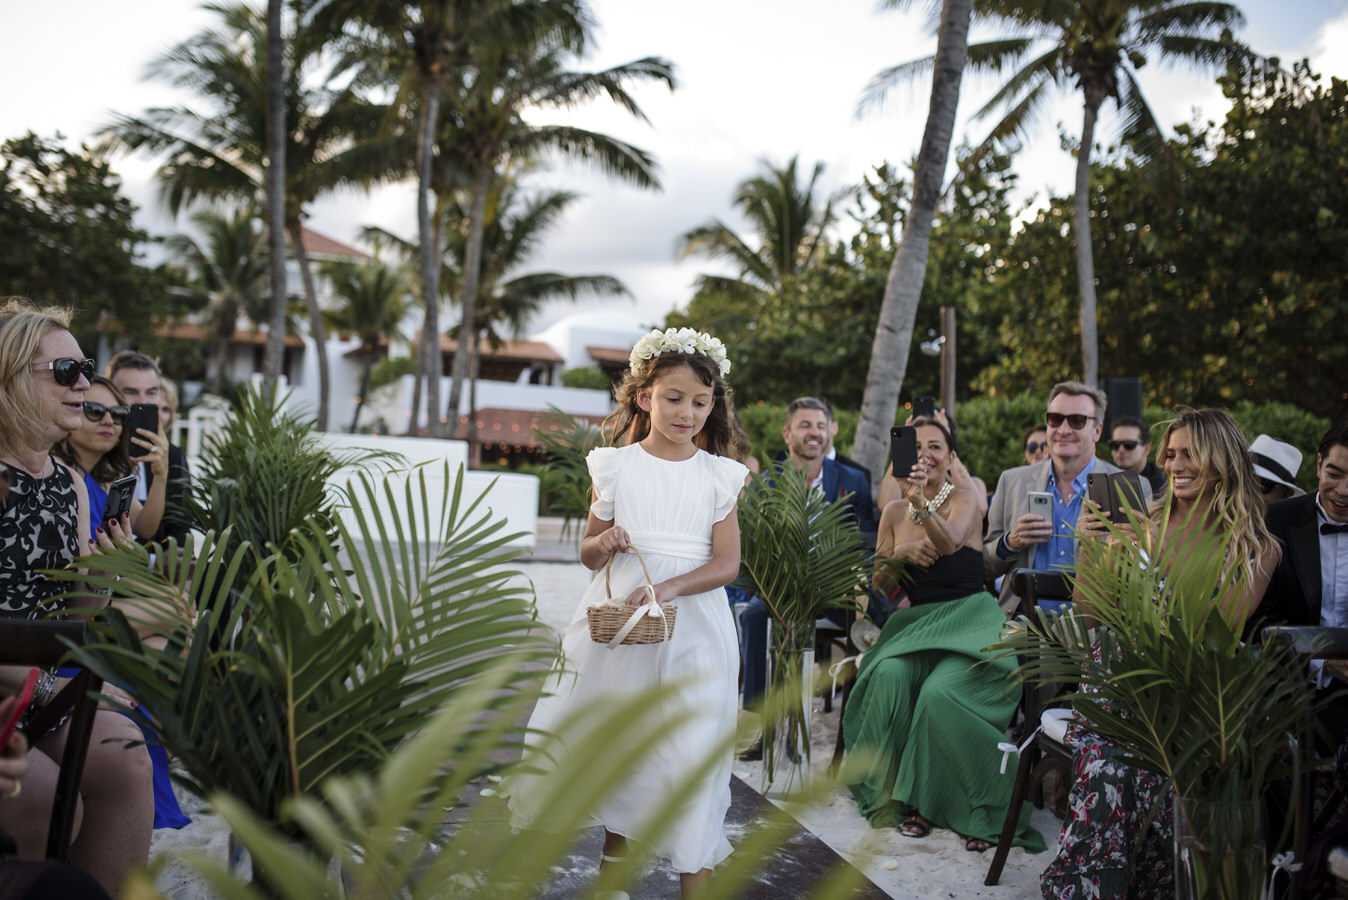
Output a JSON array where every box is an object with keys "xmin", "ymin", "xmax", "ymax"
[
  {"xmin": 761, "ymin": 618, "xmax": 814, "ymax": 796},
  {"xmin": 1173, "ymin": 796, "xmax": 1265, "ymax": 900}
]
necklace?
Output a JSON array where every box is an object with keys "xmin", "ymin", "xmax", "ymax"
[
  {"xmin": 0, "ymin": 453, "xmax": 52, "ymax": 480},
  {"xmin": 908, "ymin": 479, "xmax": 954, "ymax": 524}
]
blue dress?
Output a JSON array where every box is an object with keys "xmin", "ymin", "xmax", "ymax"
[{"xmin": 81, "ymin": 472, "xmax": 190, "ymax": 830}]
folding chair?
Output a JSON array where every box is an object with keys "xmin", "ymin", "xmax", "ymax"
[
  {"xmin": 1262, "ymin": 625, "xmax": 1348, "ymax": 900},
  {"xmin": 985, "ymin": 568, "xmax": 1075, "ymax": 886},
  {"xmin": 0, "ymin": 619, "xmax": 104, "ymax": 862}
]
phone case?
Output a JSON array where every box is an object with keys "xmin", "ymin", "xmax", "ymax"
[
  {"xmin": 891, "ymin": 426, "xmax": 919, "ymax": 476},
  {"xmin": 125, "ymin": 404, "xmax": 159, "ymax": 459},
  {"xmin": 0, "ymin": 668, "xmax": 40, "ymax": 746}
]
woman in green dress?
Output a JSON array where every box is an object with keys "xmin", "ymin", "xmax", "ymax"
[{"xmin": 842, "ymin": 418, "xmax": 1043, "ymax": 853}]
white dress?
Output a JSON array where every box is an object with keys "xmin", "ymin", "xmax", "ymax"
[{"xmin": 509, "ymin": 443, "xmax": 748, "ymax": 873}]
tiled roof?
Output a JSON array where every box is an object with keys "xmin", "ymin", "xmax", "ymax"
[
  {"xmin": 284, "ymin": 226, "xmax": 370, "ymax": 260},
  {"xmin": 156, "ymin": 321, "xmax": 305, "ymax": 348}
]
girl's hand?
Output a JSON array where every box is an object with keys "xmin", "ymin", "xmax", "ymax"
[
  {"xmin": 622, "ymin": 581, "xmax": 673, "ymax": 608},
  {"xmin": 594, "ymin": 526, "xmax": 632, "ymax": 558},
  {"xmin": 902, "ymin": 463, "xmax": 928, "ymax": 507},
  {"xmin": 131, "ymin": 428, "xmax": 170, "ymax": 479},
  {"xmin": 894, "ymin": 538, "xmax": 939, "ymax": 567}
]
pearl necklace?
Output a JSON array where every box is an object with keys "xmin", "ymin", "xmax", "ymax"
[{"xmin": 908, "ymin": 479, "xmax": 954, "ymax": 524}]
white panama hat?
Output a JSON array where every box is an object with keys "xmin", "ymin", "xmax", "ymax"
[{"xmin": 1249, "ymin": 434, "xmax": 1305, "ymax": 495}]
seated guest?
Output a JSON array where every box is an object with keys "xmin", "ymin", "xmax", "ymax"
[
  {"xmin": 52, "ymin": 375, "xmax": 170, "ymax": 540},
  {"xmin": 0, "ymin": 301, "xmax": 153, "ymax": 897},
  {"xmin": 1257, "ymin": 422, "xmax": 1348, "ymax": 739},
  {"xmin": 107, "ymin": 352, "xmax": 192, "ymax": 547},
  {"xmin": 984, "ymin": 381, "xmax": 1151, "ymax": 615},
  {"xmin": 1250, "ymin": 433, "xmax": 1306, "ymax": 504},
  {"xmin": 842, "ymin": 417, "xmax": 1044, "ymax": 853},
  {"xmin": 740, "ymin": 398, "xmax": 874, "ymax": 716},
  {"xmin": 877, "ymin": 408, "xmax": 988, "ymax": 517},
  {"xmin": 1108, "ymin": 415, "xmax": 1166, "ymax": 495},
  {"xmin": 1023, "ymin": 424, "xmax": 1049, "ymax": 466},
  {"xmin": 1041, "ymin": 408, "xmax": 1279, "ymax": 899}
]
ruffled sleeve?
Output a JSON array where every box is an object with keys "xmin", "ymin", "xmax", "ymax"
[
  {"xmin": 586, "ymin": 446, "xmax": 621, "ymax": 521},
  {"xmin": 711, "ymin": 455, "xmax": 750, "ymax": 523}
]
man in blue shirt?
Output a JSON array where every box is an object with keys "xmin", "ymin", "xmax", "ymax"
[{"xmin": 983, "ymin": 381, "xmax": 1151, "ymax": 614}]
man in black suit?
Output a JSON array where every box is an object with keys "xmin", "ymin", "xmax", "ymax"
[
  {"xmin": 107, "ymin": 351, "xmax": 193, "ymax": 546},
  {"xmin": 1261, "ymin": 421, "xmax": 1348, "ymax": 739}
]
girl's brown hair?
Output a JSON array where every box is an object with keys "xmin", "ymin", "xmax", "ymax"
[
  {"xmin": 53, "ymin": 376, "xmax": 133, "ymax": 486},
  {"xmin": 604, "ymin": 351, "xmax": 736, "ymax": 456}
]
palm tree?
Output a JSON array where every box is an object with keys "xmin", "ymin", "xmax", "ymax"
[
  {"xmin": 849, "ymin": 0, "xmax": 974, "ymax": 482},
  {"xmin": 263, "ymin": 0, "xmax": 288, "ymax": 392},
  {"xmin": 894, "ymin": 0, "xmax": 1252, "ymax": 386},
  {"xmin": 437, "ymin": 30, "xmax": 674, "ymax": 435},
  {"xmin": 163, "ymin": 207, "xmax": 271, "ymax": 394},
  {"xmin": 365, "ymin": 173, "xmax": 628, "ymax": 444},
  {"xmin": 101, "ymin": 2, "xmax": 397, "ymax": 430},
  {"xmin": 678, "ymin": 155, "xmax": 838, "ymax": 306},
  {"xmin": 311, "ymin": 0, "xmax": 585, "ymax": 438},
  {"xmin": 321, "ymin": 255, "xmax": 414, "ymax": 432}
]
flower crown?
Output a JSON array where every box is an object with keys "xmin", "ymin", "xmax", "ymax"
[{"xmin": 629, "ymin": 327, "xmax": 731, "ymax": 377}]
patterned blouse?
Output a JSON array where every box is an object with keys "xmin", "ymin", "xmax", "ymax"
[{"xmin": 0, "ymin": 458, "xmax": 79, "ymax": 618}]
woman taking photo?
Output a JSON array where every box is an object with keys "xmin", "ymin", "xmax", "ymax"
[
  {"xmin": 0, "ymin": 300, "xmax": 153, "ymax": 897},
  {"xmin": 842, "ymin": 417, "xmax": 1043, "ymax": 854},
  {"xmin": 1041, "ymin": 407, "xmax": 1280, "ymax": 899},
  {"xmin": 53, "ymin": 375, "xmax": 169, "ymax": 539}
]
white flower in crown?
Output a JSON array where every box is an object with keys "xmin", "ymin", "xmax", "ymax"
[{"xmin": 629, "ymin": 327, "xmax": 732, "ymax": 377}]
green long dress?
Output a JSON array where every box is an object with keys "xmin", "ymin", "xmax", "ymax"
[{"xmin": 841, "ymin": 562, "xmax": 1045, "ymax": 851}]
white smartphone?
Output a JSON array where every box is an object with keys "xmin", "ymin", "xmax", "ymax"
[{"xmin": 1027, "ymin": 491, "xmax": 1053, "ymax": 520}]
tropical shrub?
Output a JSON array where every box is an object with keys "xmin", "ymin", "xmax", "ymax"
[{"xmin": 559, "ymin": 365, "xmax": 611, "ymax": 391}]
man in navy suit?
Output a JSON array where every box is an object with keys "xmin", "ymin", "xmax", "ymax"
[{"xmin": 739, "ymin": 398, "xmax": 877, "ymax": 727}]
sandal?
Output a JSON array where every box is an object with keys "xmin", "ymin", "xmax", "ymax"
[
  {"xmin": 964, "ymin": 835, "xmax": 994, "ymax": 852},
  {"xmin": 899, "ymin": 815, "xmax": 932, "ymax": 838}
]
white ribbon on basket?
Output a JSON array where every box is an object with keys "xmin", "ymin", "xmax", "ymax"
[{"xmin": 600, "ymin": 585, "xmax": 671, "ymax": 649}]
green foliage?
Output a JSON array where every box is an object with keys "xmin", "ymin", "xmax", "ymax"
[
  {"xmin": 736, "ymin": 402, "xmax": 859, "ymax": 471},
  {"xmin": 184, "ymin": 385, "xmax": 395, "ymax": 565},
  {"xmin": 368, "ymin": 355, "xmax": 416, "ymax": 392},
  {"xmin": 992, "ymin": 515, "xmax": 1317, "ymax": 887},
  {"xmin": 124, "ymin": 659, "xmax": 872, "ymax": 900},
  {"xmin": 57, "ymin": 454, "xmax": 557, "ymax": 849},
  {"xmin": 559, "ymin": 365, "xmax": 610, "ymax": 391},
  {"xmin": 948, "ymin": 392, "xmax": 1049, "ymax": 482},
  {"xmin": 533, "ymin": 407, "xmax": 608, "ymax": 537},
  {"xmin": 0, "ymin": 132, "xmax": 182, "ymax": 349}
]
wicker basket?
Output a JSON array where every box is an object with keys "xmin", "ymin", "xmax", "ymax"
[{"xmin": 587, "ymin": 546, "xmax": 677, "ymax": 645}]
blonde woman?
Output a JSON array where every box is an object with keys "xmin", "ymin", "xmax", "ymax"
[{"xmin": 1042, "ymin": 408, "xmax": 1280, "ymax": 899}]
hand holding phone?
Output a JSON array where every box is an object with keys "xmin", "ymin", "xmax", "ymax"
[
  {"xmin": 101, "ymin": 474, "xmax": 138, "ymax": 526},
  {"xmin": 124, "ymin": 403, "xmax": 159, "ymax": 459},
  {"xmin": 891, "ymin": 426, "xmax": 919, "ymax": 479}
]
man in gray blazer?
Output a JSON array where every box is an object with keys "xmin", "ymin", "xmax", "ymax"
[{"xmin": 984, "ymin": 380, "xmax": 1153, "ymax": 613}]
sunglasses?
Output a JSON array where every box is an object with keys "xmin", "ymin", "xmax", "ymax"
[
  {"xmin": 82, "ymin": 401, "xmax": 129, "ymax": 425},
  {"xmin": 31, "ymin": 357, "xmax": 97, "ymax": 387},
  {"xmin": 1046, "ymin": 412, "xmax": 1095, "ymax": 430},
  {"xmin": 1025, "ymin": 441, "xmax": 1047, "ymax": 454},
  {"xmin": 1109, "ymin": 440, "xmax": 1141, "ymax": 451}
]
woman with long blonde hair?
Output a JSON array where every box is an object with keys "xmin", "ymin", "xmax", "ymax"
[{"xmin": 1042, "ymin": 407, "xmax": 1280, "ymax": 898}]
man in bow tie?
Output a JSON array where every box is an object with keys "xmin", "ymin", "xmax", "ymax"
[{"xmin": 1260, "ymin": 422, "xmax": 1348, "ymax": 732}]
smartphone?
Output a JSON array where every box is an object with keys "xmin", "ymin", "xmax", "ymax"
[
  {"xmin": 1086, "ymin": 472, "xmax": 1113, "ymax": 516},
  {"xmin": 1028, "ymin": 490, "xmax": 1053, "ymax": 520},
  {"xmin": 912, "ymin": 395, "xmax": 936, "ymax": 419},
  {"xmin": 890, "ymin": 426, "xmax": 919, "ymax": 478},
  {"xmin": 102, "ymin": 474, "xmax": 138, "ymax": 525},
  {"xmin": 0, "ymin": 668, "xmax": 40, "ymax": 747},
  {"xmin": 124, "ymin": 403, "xmax": 159, "ymax": 459},
  {"xmin": 1112, "ymin": 470, "xmax": 1149, "ymax": 517}
]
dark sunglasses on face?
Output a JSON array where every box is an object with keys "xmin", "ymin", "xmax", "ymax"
[
  {"xmin": 82, "ymin": 401, "xmax": 129, "ymax": 425},
  {"xmin": 1025, "ymin": 441, "xmax": 1047, "ymax": 454},
  {"xmin": 31, "ymin": 357, "xmax": 97, "ymax": 387},
  {"xmin": 1046, "ymin": 412, "xmax": 1095, "ymax": 430},
  {"xmin": 1109, "ymin": 440, "xmax": 1141, "ymax": 451},
  {"xmin": 1257, "ymin": 478, "xmax": 1275, "ymax": 495}
]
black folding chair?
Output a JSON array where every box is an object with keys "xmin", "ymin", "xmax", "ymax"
[
  {"xmin": 1, "ymin": 619, "xmax": 104, "ymax": 862},
  {"xmin": 985, "ymin": 569, "xmax": 1076, "ymax": 886}
]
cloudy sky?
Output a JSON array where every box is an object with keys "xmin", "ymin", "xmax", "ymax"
[{"xmin": 7, "ymin": 0, "xmax": 1348, "ymax": 335}]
